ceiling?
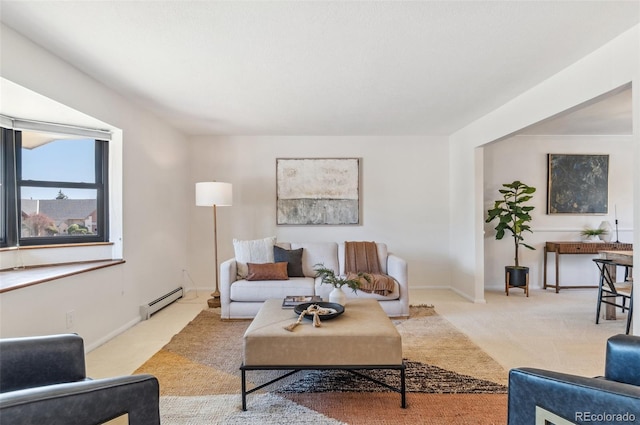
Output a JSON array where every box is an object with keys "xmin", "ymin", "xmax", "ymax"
[
  {"xmin": 1, "ymin": 1, "xmax": 638, "ymax": 137},
  {"xmin": 519, "ymin": 85, "xmax": 633, "ymax": 136}
]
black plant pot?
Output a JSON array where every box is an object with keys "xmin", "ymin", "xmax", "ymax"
[{"xmin": 505, "ymin": 266, "xmax": 529, "ymax": 287}]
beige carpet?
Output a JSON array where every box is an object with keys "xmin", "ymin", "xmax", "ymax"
[{"xmin": 135, "ymin": 305, "xmax": 509, "ymax": 424}]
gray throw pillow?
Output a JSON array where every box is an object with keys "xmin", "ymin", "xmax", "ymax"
[{"xmin": 273, "ymin": 246, "xmax": 304, "ymax": 277}]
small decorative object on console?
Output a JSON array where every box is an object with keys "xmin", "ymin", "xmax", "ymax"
[{"xmin": 581, "ymin": 227, "xmax": 606, "ymax": 242}]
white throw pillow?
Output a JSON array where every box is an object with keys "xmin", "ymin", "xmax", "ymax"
[{"xmin": 233, "ymin": 236, "xmax": 276, "ymax": 279}]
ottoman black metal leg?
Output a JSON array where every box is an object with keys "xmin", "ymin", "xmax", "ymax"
[
  {"xmin": 400, "ymin": 365, "xmax": 406, "ymax": 408},
  {"xmin": 241, "ymin": 367, "xmax": 247, "ymax": 411}
]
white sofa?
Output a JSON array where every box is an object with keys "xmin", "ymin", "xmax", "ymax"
[{"xmin": 219, "ymin": 242, "xmax": 409, "ymax": 319}]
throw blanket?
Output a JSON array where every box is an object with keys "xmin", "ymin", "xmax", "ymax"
[
  {"xmin": 345, "ymin": 241, "xmax": 382, "ymax": 274},
  {"xmin": 344, "ymin": 241, "xmax": 396, "ymax": 296}
]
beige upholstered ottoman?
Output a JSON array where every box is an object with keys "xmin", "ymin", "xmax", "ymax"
[{"xmin": 241, "ymin": 298, "xmax": 405, "ymax": 410}]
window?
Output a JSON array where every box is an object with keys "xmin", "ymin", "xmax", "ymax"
[{"xmin": 1, "ymin": 122, "xmax": 109, "ymax": 247}]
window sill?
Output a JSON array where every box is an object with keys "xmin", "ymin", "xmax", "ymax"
[
  {"xmin": 0, "ymin": 241, "xmax": 113, "ymax": 252},
  {"xmin": 0, "ymin": 259, "xmax": 125, "ymax": 293}
]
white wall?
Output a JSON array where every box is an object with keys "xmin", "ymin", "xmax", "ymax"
[
  {"xmin": 187, "ymin": 135, "xmax": 452, "ymax": 292},
  {"xmin": 483, "ymin": 135, "xmax": 634, "ymax": 290},
  {"xmin": 450, "ymin": 25, "xmax": 639, "ymax": 332},
  {"xmin": 0, "ymin": 25, "xmax": 190, "ymax": 350}
]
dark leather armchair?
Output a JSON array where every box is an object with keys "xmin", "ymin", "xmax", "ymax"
[
  {"xmin": 0, "ymin": 333, "xmax": 160, "ymax": 425},
  {"xmin": 508, "ymin": 334, "xmax": 640, "ymax": 425}
]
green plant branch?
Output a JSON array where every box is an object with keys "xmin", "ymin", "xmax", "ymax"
[
  {"xmin": 581, "ymin": 227, "xmax": 607, "ymax": 236},
  {"xmin": 313, "ymin": 264, "xmax": 370, "ymax": 293}
]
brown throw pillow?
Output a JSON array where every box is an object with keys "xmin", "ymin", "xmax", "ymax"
[{"xmin": 246, "ymin": 262, "xmax": 289, "ymax": 281}]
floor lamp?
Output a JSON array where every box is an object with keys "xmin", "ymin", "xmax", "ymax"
[{"xmin": 196, "ymin": 182, "xmax": 233, "ymax": 308}]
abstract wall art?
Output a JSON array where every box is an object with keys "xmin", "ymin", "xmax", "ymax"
[
  {"xmin": 276, "ymin": 158, "xmax": 360, "ymax": 225},
  {"xmin": 547, "ymin": 154, "xmax": 609, "ymax": 214}
]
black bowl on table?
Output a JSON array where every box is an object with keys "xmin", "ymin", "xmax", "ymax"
[{"xmin": 294, "ymin": 302, "xmax": 345, "ymax": 320}]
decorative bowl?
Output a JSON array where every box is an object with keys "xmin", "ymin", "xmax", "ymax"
[{"xmin": 294, "ymin": 302, "xmax": 345, "ymax": 320}]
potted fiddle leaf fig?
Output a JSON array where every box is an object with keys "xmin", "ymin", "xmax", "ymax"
[{"xmin": 486, "ymin": 180, "xmax": 536, "ymax": 290}]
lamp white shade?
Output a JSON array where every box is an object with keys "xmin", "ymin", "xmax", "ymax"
[{"xmin": 196, "ymin": 182, "xmax": 233, "ymax": 206}]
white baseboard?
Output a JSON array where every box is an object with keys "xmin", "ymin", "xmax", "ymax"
[
  {"xmin": 85, "ymin": 316, "xmax": 141, "ymax": 353},
  {"xmin": 409, "ymin": 285, "xmax": 488, "ymax": 303}
]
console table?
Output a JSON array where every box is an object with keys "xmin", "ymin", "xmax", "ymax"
[{"xmin": 543, "ymin": 241, "xmax": 633, "ymax": 293}]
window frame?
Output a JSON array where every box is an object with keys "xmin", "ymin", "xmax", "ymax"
[
  {"xmin": 1, "ymin": 127, "xmax": 109, "ymax": 247},
  {"xmin": 1, "ymin": 128, "xmax": 18, "ymax": 247}
]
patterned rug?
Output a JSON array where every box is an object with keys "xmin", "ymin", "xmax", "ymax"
[
  {"xmin": 273, "ymin": 361, "xmax": 506, "ymax": 394},
  {"xmin": 135, "ymin": 305, "xmax": 509, "ymax": 424}
]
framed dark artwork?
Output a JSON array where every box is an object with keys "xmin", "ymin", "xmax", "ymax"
[
  {"xmin": 547, "ymin": 154, "xmax": 609, "ymax": 214},
  {"xmin": 276, "ymin": 158, "xmax": 360, "ymax": 225}
]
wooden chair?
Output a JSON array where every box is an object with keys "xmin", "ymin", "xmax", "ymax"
[{"xmin": 593, "ymin": 259, "xmax": 633, "ymax": 334}]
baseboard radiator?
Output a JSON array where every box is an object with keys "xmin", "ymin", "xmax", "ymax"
[{"xmin": 140, "ymin": 286, "xmax": 183, "ymax": 320}]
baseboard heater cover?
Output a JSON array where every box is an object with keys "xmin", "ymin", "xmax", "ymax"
[{"xmin": 140, "ymin": 286, "xmax": 183, "ymax": 320}]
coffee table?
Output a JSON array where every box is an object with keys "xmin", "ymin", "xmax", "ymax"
[{"xmin": 241, "ymin": 298, "xmax": 405, "ymax": 410}]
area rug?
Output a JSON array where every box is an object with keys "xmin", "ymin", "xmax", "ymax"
[{"xmin": 135, "ymin": 305, "xmax": 509, "ymax": 424}]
